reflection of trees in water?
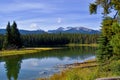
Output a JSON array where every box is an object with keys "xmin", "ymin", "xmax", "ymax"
[
  {"xmin": 4, "ymin": 56, "xmax": 22, "ymax": 80},
  {"xmin": 22, "ymin": 46, "xmax": 96, "ymax": 60},
  {"xmin": 0, "ymin": 47, "xmax": 96, "ymax": 63},
  {"xmin": 0, "ymin": 46, "xmax": 96, "ymax": 80},
  {"xmin": 68, "ymin": 46, "xmax": 96, "ymax": 59}
]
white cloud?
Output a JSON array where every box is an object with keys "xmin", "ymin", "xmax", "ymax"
[
  {"xmin": 31, "ymin": 60, "xmax": 39, "ymax": 66},
  {"xmin": 57, "ymin": 18, "xmax": 62, "ymax": 23},
  {"xmin": 30, "ymin": 23, "xmax": 39, "ymax": 30}
]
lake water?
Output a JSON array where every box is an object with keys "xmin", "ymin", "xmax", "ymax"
[{"xmin": 0, "ymin": 46, "xmax": 96, "ymax": 80}]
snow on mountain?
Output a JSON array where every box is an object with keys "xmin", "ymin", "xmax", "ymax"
[
  {"xmin": 0, "ymin": 26, "xmax": 100, "ymax": 34},
  {"xmin": 48, "ymin": 27, "xmax": 100, "ymax": 34}
]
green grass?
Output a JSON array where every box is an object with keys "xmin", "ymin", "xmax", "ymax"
[
  {"xmin": 0, "ymin": 48, "xmax": 59, "ymax": 57},
  {"xmin": 0, "ymin": 43, "xmax": 97, "ymax": 57},
  {"xmin": 66, "ymin": 43, "xmax": 98, "ymax": 47}
]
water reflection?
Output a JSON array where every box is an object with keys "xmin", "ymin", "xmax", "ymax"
[
  {"xmin": 21, "ymin": 46, "xmax": 96, "ymax": 60},
  {"xmin": 4, "ymin": 56, "xmax": 22, "ymax": 80},
  {"xmin": 0, "ymin": 46, "xmax": 96, "ymax": 80}
]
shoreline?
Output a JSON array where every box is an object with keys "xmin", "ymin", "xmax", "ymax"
[
  {"xmin": 54, "ymin": 59, "xmax": 97, "ymax": 69},
  {"xmin": 38, "ymin": 59, "xmax": 120, "ymax": 80},
  {"xmin": 37, "ymin": 59, "xmax": 97, "ymax": 80},
  {"xmin": 0, "ymin": 44, "xmax": 97, "ymax": 57},
  {"xmin": 0, "ymin": 47, "xmax": 61, "ymax": 57},
  {"xmin": 66, "ymin": 43, "xmax": 98, "ymax": 47}
]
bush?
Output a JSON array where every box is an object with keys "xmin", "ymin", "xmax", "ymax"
[{"xmin": 110, "ymin": 60, "xmax": 120, "ymax": 75}]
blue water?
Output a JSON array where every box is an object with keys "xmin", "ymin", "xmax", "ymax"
[{"xmin": 0, "ymin": 47, "xmax": 96, "ymax": 80}]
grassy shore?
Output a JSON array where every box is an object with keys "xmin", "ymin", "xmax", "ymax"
[
  {"xmin": 37, "ymin": 59, "xmax": 120, "ymax": 80},
  {"xmin": 66, "ymin": 43, "xmax": 98, "ymax": 47},
  {"xmin": 0, "ymin": 48, "xmax": 60, "ymax": 57},
  {"xmin": 0, "ymin": 44, "xmax": 97, "ymax": 57}
]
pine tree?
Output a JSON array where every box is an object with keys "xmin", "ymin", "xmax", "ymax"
[
  {"xmin": 89, "ymin": 0, "xmax": 120, "ymax": 18},
  {"xmin": 89, "ymin": 0, "xmax": 120, "ymax": 62},
  {"xmin": 3, "ymin": 22, "xmax": 11, "ymax": 49},
  {"xmin": 110, "ymin": 22, "xmax": 120, "ymax": 56},
  {"xmin": 11, "ymin": 21, "xmax": 22, "ymax": 48},
  {"xmin": 97, "ymin": 35, "xmax": 113, "ymax": 63},
  {"xmin": 3, "ymin": 21, "xmax": 22, "ymax": 49}
]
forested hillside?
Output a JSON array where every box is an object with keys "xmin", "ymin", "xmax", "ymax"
[
  {"xmin": 0, "ymin": 33, "xmax": 99, "ymax": 49},
  {"xmin": 22, "ymin": 33, "xmax": 99, "ymax": 47}
]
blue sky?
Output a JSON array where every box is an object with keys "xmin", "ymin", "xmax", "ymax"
[{"xmin": 0, "ymin": 0, "xmax": 102, "ymax": 31}]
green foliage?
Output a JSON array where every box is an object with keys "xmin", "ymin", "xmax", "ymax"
[
  {"xmin": 111, "ymin": 22, "xmax": 120, "ymax": 34},
  {"xmin": 110, "ymin": 34, "xmax": 120, "ymax": 54},
  {"xmin": 0, "ymin": 33, "xmax": 99, "ymax": 49},
  {"xmin": 4, "ymin": 56, "xmax": 22, "ymax": 80},
  {"xmin": 111, "ymin": 0, "xmax": 120, "ymax": 10},
  {"xmin": 89, "ymin": 0, "xmax": 120, "ymax": 77},
  {"xmin": 89, "ymin": 0, "xmax": 120, "ymax": 17},
  {"xmin": 89, "ymin": 3, "xmax": 97, "ymax": 14},
  {"xmin": 3, "ymin": 22, "xmax": 11, "ymax": 49},
  {"xmin": 2, "ymin": 21, "xmax": 22, "ymax": 50},
  {"xmin": 66, "ymin": 72, "xmax": 80, "ymax": 80},
  {"xmin": 89, "ymin": 0, "xmax": 120, "ymax": 61},
  {"xmin": 99, "ymin": 60, "xmax": 120, "ymax": 77},
  {"xmin": 11, "ymin": 21, "xmax": 22, "ymax": 48},
  {"xmin": 110, "ymin": 23, "xmax": 120, "ymax": 55},
  {"xmin": 22, "ymin": 33, "xmax": 99, "ymax": 47},
  {"xmin": 97, "ymin": 35, "xmax": 113, "ymax": 62},
  {"xmin": 110, "ymin": 60, "xmax": 120, "ymax": 75},
  {"xmin": 6, "ymin": 22, "xmax": 12, "ymax": 44},
  {"xmin": 101, "ymin": 17, "xmax": 115, "ymax": 40},
  {"xmin": 0, "ymin": 34, "xmax": 4, "ymax": 50},
  {"xmin": 97, "ymin": 17, "xmax": 114, "ymax": 63},
  {"xmin": 45, "ymin": 63, "xmax": 120, "ymax": 80}
]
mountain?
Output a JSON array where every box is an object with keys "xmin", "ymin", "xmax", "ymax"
[
  {"xmin": 0, "ymin": 27, "xmax": 100, "ymax": 34},
  {"xmin": 0, "ymin": 29, "xmax": 6, "ymax": 34},
  {"xmin": 19, "ymin": 30, "xmax": 45, "ymax": 34},
  {"xmin": 48, "ymin": 27, "xmax": 100, "ymax": 34},
  {"xmin": 0, "ymin": 29, "xmax": 45, "ymax": 34}
]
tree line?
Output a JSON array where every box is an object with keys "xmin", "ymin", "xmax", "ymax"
[
  {"xmin": 0, "ymin": 22, "xmax": 99, "ymax": 50},
  {"xmin": 0, "ymin": 33, "xmax": 99, "ymax": 50},
  {"xmin": 22, "ymin": 33, "xmax": 99, "ymax": 47}
]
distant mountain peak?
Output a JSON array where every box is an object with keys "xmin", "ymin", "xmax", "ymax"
[
  {"xmin": 0, "ymin": 29, "xmax": 46, "ymax": 34},
  {"xmin": 0, "ymin": 26, "xmax": 100, "ymax": 34},
  {"xmin": 48, "ymin": 27, "xmax": 100, "ymax": 34},
  {"xmin": 56, "ymin": 27, "xmax": 65, "ymax": 31}
]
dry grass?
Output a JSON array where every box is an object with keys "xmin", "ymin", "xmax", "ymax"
[
  {"xmin": 37, "ymin": 59, "xmax": 98, "ymax": 80},
  {"xmin": 66, "ymin": 43, "xmax": 98, "ymax": 47},
  {"xmin": 0, "ymin": 48, "xmax": 59, "ymax": 57},
  {"xmin": 37, "ymin": 59, "xmax": 120, "ymax": 80},
  {"xmin": 64, "ymin": 59, "xmax": 97, "ymax": 69}
]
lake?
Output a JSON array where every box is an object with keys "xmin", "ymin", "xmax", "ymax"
[{"xmin": 0, "ymin": 46, "xmax": 96, "ymax": 80}]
